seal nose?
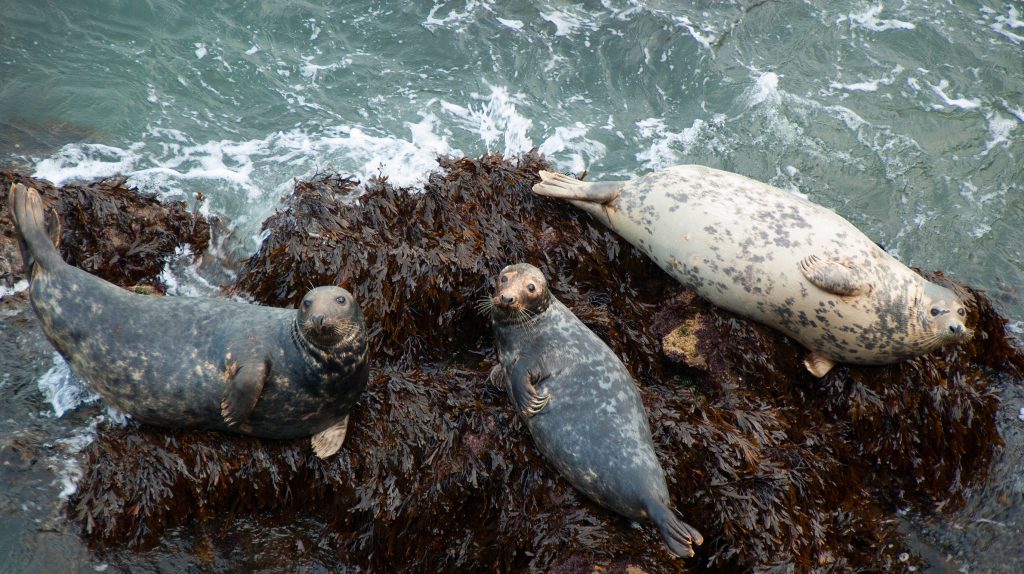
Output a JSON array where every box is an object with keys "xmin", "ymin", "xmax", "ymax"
[
  {"xmin": 501, "ymin": 295, "xmax": 515, "ymax": 305},
  {"xmin": 312, "ymin": 314, "xmax": 325, "ymax": 328},
  {"xmin": 949, "ymin": 324, "xmax": 962, "ymax": 335}
]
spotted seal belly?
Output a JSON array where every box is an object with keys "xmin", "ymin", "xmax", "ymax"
[
  {"xmin": 485, "ymin": 263, "xmax": 703, "ymax": 558},
  {"xmin": 8, "ymin": 182, "xmax": 368, "ymax": 458},
  {"xmin": 533, "ymin": 166, "xmax": 971, "ymax": 376}
]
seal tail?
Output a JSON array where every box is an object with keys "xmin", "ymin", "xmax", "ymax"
[
  {"xmin": 646, "ymin": 498, "xmax": 703, "ymax": 558},
  {"xmin": 532, "ymin": 170, "xmax": 622, "ymax": 205},
  {"xmin": 7, "ymin": 183, "xmax": 63, "ymax": 273}
]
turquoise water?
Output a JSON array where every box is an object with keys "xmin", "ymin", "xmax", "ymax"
[{"xmin": 1, "ymin": 0, "xmax": 1023, "ymax": 571}]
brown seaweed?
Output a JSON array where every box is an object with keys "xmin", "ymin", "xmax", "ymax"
[
  {"xmin": 41, "ymin": 155, "xmax": 1024, "ymax": 573},
  {"xmin": 1, "ymin": 172, "xmax": 211, "ymax": 289}
]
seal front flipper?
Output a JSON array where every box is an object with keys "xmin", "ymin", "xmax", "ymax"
[
  {"xmin": 533, "ymin": 171, "xmax": 622, "ymax": 204},
  {"xmin": 509, "ymin": 361, "xmax": 551, "ymax": 417},
  {"xmin": 646, "ymin": 497, "xmax": 703, "ymax": 558},
  {"xmin": 220, "ymin": 356, "xmax": 271, "ymax": 427},
  {"xmin": 798, "ymin": 254, "xmax": 870, "ymax": 297},
  {"xmin": 311, "ymin": 416, "xmax": 349, "ymax": 459},
  {"xmin": 804, "ymin": 351, "xmax": 836, "ymax": 378}
]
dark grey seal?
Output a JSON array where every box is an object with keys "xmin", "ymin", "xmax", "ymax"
[
  {"xmin": 484, "ymin": 263, "xmax": 703, "ymax": 558},
  {"xmin": 8, "ymin": 183, "xmax": 368, "ymax": 458}
]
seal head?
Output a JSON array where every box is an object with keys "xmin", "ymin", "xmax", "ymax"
[{"xmin": 488, "ymin": 263, "xmax": 551, "ymax": 327}]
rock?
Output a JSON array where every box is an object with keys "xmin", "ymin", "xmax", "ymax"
[{"xmin": 49, "ymin": 155, "xmax": 1024, "ymax": 573}]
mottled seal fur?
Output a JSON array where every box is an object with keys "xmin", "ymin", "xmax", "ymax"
[
  {"xmin": 485, "ymin": 263, "xmax": 703, "ymax": 557},
  {"xmin": 8, "ymin": 183, "xmax": 368, "ymax": 458},
  {"xmin": 533, "ymin": 166, "xmax": 971, "ymax": 376}
]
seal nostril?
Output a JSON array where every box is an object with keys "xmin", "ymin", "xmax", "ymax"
[
  {"xmin": 313, "ymin": 315, "xmax": 325, "ymax": 327},
  {"xmin": 501, "ymin": 295, "xmax": 514, "ymax": 305}
]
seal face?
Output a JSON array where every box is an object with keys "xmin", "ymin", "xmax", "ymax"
[
  {"xmin": 485, "ymin": 263, "xmax": 703, "ymax": 558},
  {"xmin": 533, "ymin": 166, "xmax": 972, "ymax": 376},
  {"xmin": 8, "ymin": 183, "xmax": 368, "ymax": 458}
]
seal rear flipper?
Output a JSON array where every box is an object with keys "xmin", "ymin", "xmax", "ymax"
[
  {"xmin": 311, "ymin": 416, "xmax": 349, "ymax": 459},
  {"xmin": 646, "ymin": 498, "xmax": 702, "ymax": 558},
  {"xmin": 798, "ymin": 254, "xmax": 870, "ymax": 297},
  {"xmin": 220, "ymin": 356, "xmax": 270, "ymax": 426},
  {"xmin": 804, "ymin": 351, "xmax": 836, "ymax": 377},
  {"xmin": 8, "ymin": 183, "xmax": 63, "ymax": 272},
  {"xmin": 532, "ymin": 170, "xmax": 622, "ymax": 204}
]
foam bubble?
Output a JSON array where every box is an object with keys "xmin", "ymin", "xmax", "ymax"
[
  {"xmin": 439, "ymin": 85, "xmax": 532, "ymax": 156},
  {"xmin": 37, "ymin": 353, "xmax": 98, "ymax": 418},
  {"xmin": 842, "ymin": 5, "xmax": 916, "ymax": 31},
  {"xmin": 634, "ymin": 117, "xmax": 707, "ymax": 171},
  {"xmin": 0, "ymin": 279, "xmax": 28, "ymax": 300},
  {"xmin": 496, "ymin": 18, "xmax": 523, "ymax": 30},
  {"xmin": 927, "ymin": 79, "xmax": 981, "ymax": 110}
]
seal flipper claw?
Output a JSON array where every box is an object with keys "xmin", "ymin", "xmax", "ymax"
[
  {"xmin": 488, "ymin": 364, "xmax": 506, "ymax": 389},
  {"xmin": 533, "ymin": 170, "xmax": 622, "ymax": 204},
  {"xmin": 510, "ymin": 361, "xmax": 551, "ymax": 417},
  {"xmin": 220, "ymin": 357, "xmax": 270, "ymax": 426},
  {"xmin": 311, "ymin": 416, "xmax": 349, "ymax": 459},
  {"xmin": 646, "ymin": 498, "xmax": 702, "ymax": 558},
  {"xmin": 799, "ymin": 254, "xmax": 869, "ymax": 297},
  {"xmin": 804, "ymin": 351, "xmax": 836, "ymax": 377}
]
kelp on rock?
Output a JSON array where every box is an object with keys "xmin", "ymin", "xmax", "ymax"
[{"xmin": 29, "ymin": 154, "xmax": 1022, "ymax": 573}]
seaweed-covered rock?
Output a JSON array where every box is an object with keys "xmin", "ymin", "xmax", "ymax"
[
  {"xmin": 67, "ymin": 154, "xmax": 1023, "ymax": 574},
  {"xmin": 0, "ymin": 172, "xmax": 211, "ymax": 288}
]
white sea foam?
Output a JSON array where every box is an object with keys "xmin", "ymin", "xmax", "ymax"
[
  {"xmin": 927, "ymin": 79, "xmax": 981, "ymax": 110},
  {"xmin": 981, "ymin": 111, "xmax": 1016, "ymax": 154},
  {"xmin": 634, "ymin": 117, "xmax": 708, "ymax": 171},
  {"xmin": 194, "ymin": 43, "xmax": 207, "ymax": 59},
  {"xmin": 33, "ymin": 143, "xmax": 143, "ymax": 186},
  {"xmin": 842, "ymin": 5, "xmax": 916, "ymax": 31},
  {"xmin": 0, "ymin": 279, "xmax": 29, "ymax": 300},
  {"xmin": 496, "ymin": 18, "xmax": 523, "ymax": 30},
  {"xmin": 540, "ymin": 8, "xmax": 588, "ymax": 36},
  {"xmin": 424, "ymin": 0, "xmax": 494, "ymax": 30},
  {"xmin": 990, "ymin": 6, "xmax": 1024, "ymax": 44},
  {"xmin": 829, "ymin": 65, "xmax": 903, "ymax": 93},
  {"xmin": 746, "ymin": 71, "xmax": 782, "ymax": 107},
  {"xmin": 537, "ymin": 123, "xmax": 606, "ymax": 174},
  {"xmin": 439, "ymin": 85, "xmax": 532, "ymax": 156},
  {"xmin": 37, "ymin": 353, "xmax": 98, "ymax": 418}
]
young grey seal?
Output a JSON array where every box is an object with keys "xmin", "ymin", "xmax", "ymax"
[
  {"xmin": 8, "ymin": 182, "xmax": 367, "ymax": 458},
  {"xmin": 533, "ymin": 166, "xmax": 971, "ymax": 377},
  {"xmin": 484, "ymin": 263, "xmax": 703, "ymax": 557}
]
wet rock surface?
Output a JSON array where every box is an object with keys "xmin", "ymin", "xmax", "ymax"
[{"xmin": 3, "ymin": 157, "xmax": 1022, "ymax": 572}]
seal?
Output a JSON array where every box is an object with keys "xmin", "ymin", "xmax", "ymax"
[
  {"xmin": 484, "ymin": 263, "xmax": 703, "ymax": 557},
  {"xmin": 533, "ymin": 166, "xmax": 972, "ymax": 376},
  {"xmin": 8, "ymin": 182, "xmax": 368, "ymax": 458}
]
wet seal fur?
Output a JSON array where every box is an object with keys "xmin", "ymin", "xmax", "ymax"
[
  {"xmin": 484, "ymin": 263, "xmax": 703, "ymax": 557},
  {"xmin": 8, "ymin": 183, "xmax": 368, "ymax": 458},
  {"xmin": 533, "ymin": 166, "xmax": 972, "ymax": 376}
]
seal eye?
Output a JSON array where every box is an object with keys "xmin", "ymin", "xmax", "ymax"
[
  {"xmin": 957, "ymin": 308, "xmax": 965, "ymax": 317},
  {"xmin": 335, "ymin": 296, "xmax": 346, "ymax": 305},
  {"xmin": 500, "ymin": 276, "xmax": 508, "ymax": 284},
  {"xmin": 302, "ymin": 300, "xmax": 312, "ymax": 309},
  {"xmin": 930, "ymin": 307, "xmax": 941, "ymax": 317},
  {"xmin": 527, "ymin": 283, "xmax": 536, "ymax": 293}
]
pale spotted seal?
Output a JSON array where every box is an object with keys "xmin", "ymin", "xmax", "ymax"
[
  {"xmin": 484, "ymin": 263, "xmax": 703, "ymax": 557},
  {"xmin": 533, "ymin": 166, "xmax": 971, "ymax": 376},
  {"xmin": 8, "ymin": 183, "xmax": 368, "ymax": 458}
]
